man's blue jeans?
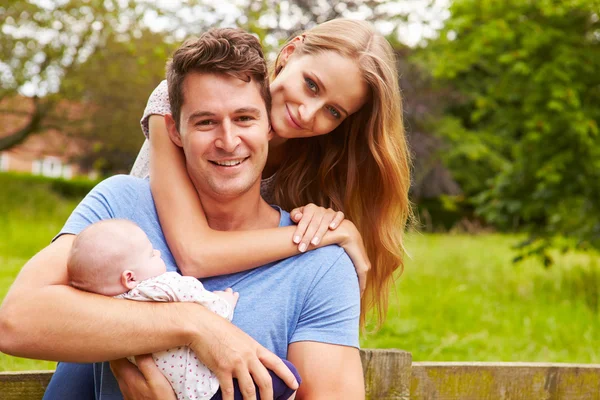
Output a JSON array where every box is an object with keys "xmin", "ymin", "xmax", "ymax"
[
  {"xmin": 43, "ymin": 360, "xmax": 300, "ymax": 400},
  {"xmin": 43, "ymin": 361, "xmax": 122, "ymax": 400}
]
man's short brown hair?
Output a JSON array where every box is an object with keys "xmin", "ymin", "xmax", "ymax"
[{"xmin": 167, "ymin": 28, "xmax": 271, "ymax": 131}]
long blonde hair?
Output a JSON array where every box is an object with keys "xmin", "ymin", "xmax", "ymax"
[{"xmin": 271, "ymin": 19, "xmax": 413, "ymax": 328}]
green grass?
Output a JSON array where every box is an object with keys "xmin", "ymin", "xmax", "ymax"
[
  {"xmin": 1, "ymin": 172, "xmax": 600, "ymax": 371},
  {"xmin": 361, "ymin": 234, "xmax": 600, "ymax": 362},
  {"xmin": 0, "ymin": 173, "xmax": 83, "ymax": 372}
]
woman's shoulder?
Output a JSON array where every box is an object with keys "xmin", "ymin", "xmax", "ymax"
[{"xmin": 140, "ymin": 80, "xmax": 170, "ymax": 139}]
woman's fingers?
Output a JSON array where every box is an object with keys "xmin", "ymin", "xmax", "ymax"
[
  {"xmin": 299, "ymin": 209, "xmax": 324, "ymax": 251},
  {"xmin": 290, "ymin": 207, "xmax": 304, "ymax": 224},
  {"xmin": 313, "ymin": 209, "xmax": 345, "ymax": 245},
  {"xmin": 292, "ymin": 204, "xmax": 346, "ymax": 251},
  {"xmin": 329, "ymin": 211, "xmax": 345, "ymax": 230},
  {"xmin": 311, "ymin": 209, "xmax": 337, "ymax": 246},
  {"xmin": 292, "ymin": 204, "xmax": 317, "ymax": 249}
]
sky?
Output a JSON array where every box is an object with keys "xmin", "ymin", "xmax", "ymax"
[
  {"xmin": 142, "ymin": 0, "xmax": 451, "ymax": 47},
  {"xmin": 12, "ymin": 0, "xmax": 450, "ymax": 96}
]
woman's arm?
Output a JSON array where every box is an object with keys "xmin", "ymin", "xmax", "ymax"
[
  {"xmin": 149, "ymin": 115, "xmax": 300, "ymax": 278},
  {"xmin": 149, "ymin": 115, "xmax": 370, "ymax": 283}
]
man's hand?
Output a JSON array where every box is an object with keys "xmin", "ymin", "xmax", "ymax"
[
  {"xmin": 110, "ymin": 355, "xmax": 176, "ymax": 400},
  {"xmin": 191, "ymin": 313, "xmax": 299, "ymax": 400}
]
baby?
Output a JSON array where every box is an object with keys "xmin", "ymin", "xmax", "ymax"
[{"xmin": 67, "ymin": 219, "xmax": 298, "ymax": 400}]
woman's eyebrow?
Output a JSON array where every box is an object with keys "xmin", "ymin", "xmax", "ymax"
[{"xmin": 311, "ymin": 72, "xmax": 349, "ymax": 116}]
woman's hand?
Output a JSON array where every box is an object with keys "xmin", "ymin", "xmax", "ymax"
[
  {"xmin": 326, "ymin": 220, "xmax": 371, "ymax": 296},
  {"xmin": 291, "ymin": 204, "xmax": 345, "ymax": 252}
]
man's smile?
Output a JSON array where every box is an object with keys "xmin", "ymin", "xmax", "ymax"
[{"xmin": 208, "ymin": 157, "xmax": 250, "ymax": 167}]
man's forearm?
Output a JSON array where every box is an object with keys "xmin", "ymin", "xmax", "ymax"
[
  {"xmin": 0, "ymin": 234, "xmax": 214, "ymax": 362},
  {"xmin": 0, "ymin": 284, "xmax": 209, "ymax": 362}
]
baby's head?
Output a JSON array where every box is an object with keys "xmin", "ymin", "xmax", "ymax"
[{"xmin": 67, "ymin": 219, "xmax": 167, "ymax": 296}]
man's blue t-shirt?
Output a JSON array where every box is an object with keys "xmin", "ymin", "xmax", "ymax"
[{"xmin": 59, "ymin": 175, "xmax": 360, "ymax": 359}]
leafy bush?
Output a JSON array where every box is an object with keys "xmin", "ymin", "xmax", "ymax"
[
  {"xmin": 422, "ymin": 0, "xmax": 600, "ymax": 261},
  {"xmin": 0, "ymin": 172, "xmax": 99, "ymax": 202}
]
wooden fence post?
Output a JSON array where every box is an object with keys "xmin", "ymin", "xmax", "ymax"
[
  {"xmin": 0, "ymin": 371, "xmax": 52, "ymax": 400},
  {"xmin": 411, "ymin": 362, "xmax": 600, "ymax": 400},
  {"xmin": 360, "ymin": 348, "xmax": 412, "ymax": 400}
]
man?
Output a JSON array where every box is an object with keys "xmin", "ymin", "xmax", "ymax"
[{"xmin": 0, "ymin": 28, "xmax": 364, "ymax": 399}]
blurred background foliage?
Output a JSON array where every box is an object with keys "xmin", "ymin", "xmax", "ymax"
[
  {"xmin": 419, "ymin": 0, "xmax": 600, "ymax": 261},
  {"xmin": 1, "ymin": 0, "xmax": 599, "ymax": 256},
  {"xmin": 2, "ymin": 0, "xmax": 600, "ymax": 368}
]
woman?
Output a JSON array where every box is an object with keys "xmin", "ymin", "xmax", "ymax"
[
  {"xmin": 142, "ymin": 18, "xmax": 412, "ymax": 328},
  {"xmin": 43, "ymin": 18, "xmax": 412, "ymax": 400}
]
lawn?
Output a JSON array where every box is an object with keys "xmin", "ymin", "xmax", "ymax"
[
  {"xmin": 1, "ymin": 173, "xmax": 600, "ymax": 371},
  {"xmin": 0, "ymin": 173, "xmax": 82, "ymax": 372},
  {"xmin": 361, "ymin": 234, "xmax": 600, "ymax": 362}
]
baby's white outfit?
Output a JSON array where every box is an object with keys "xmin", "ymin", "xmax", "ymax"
[{"xmin": 116, "ymin": 271, "xmax": 233, "ymax": 400}]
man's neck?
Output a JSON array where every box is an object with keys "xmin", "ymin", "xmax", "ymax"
[{"xmin": 196, "ymin": 184, "xmax": 280, "ymax": 231}]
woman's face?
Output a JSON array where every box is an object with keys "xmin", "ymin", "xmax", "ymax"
[{"xmin": 269, "ymin": 46, "xmax": 369, "ymax": 139}]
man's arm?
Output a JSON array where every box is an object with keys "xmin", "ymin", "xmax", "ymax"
[
  {"xmin": 0, "ymin": 235, "xmax": 298, "ymax": 400},
  {"xmin": 0, "ymin": 234, "xmax": 206, "ymax": 361},
  {"xmin": 288, "ymin": 342, "xmax": 364, "ymax": 400},
  {"xmin": 286, "ymin": 247, "xmax": 363, "ymax": 399}
]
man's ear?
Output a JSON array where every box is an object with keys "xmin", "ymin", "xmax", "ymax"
[
  {"xmin": 268, "ymin": 124, "xmax": 274, "ymax": 141},
  {"xmin": 121, "ymin": 270, "xmax": 138, "ymax": 290},
  {"xmin": 165, "ymin": 114, "xmax": 183, "ymax": 148}
]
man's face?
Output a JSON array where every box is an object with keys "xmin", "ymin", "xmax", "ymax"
[{"xmin": 172, "ymin": 72, "xmax": 270, "ymax": 200}]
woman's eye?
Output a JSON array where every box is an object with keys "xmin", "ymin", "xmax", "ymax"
[
  {"xmin": 305, "ymin": 78, "xmax": 318, "ymax": 93},
  {"xmin": 328, "ymin": 106, "xmax": 341, "ymax": 119}
]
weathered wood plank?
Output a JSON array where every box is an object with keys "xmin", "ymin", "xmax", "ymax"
[
  {"xmin": 4, "ymin": 357, "xmax": 600, "ymax": 400},
  {"xmin": 361, "ymin": 348, "xmax": 412, "ymax": 400},
  {"xmin": 0, "ymin": 370, "xmax": 52, "ymax": 400},
  {"xmin": 0, "ymin": 350, "xmax": 413, "ymax": 400},
  {"xmin": 411, "ymin": 362, "xmax": 600, "ymax": 400}
]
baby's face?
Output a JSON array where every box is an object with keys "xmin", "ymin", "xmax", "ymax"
[
  {"xmin": 141, "ymin": 248, "xmax": 168, "ymax": 281},
  {"xmin": 132, "ymin": 233, "xmax": 168, "ymax": 281}
]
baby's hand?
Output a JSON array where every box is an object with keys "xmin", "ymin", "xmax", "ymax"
[{"xmin": 214, "ymin": 288, "xmax": 239, "ymax": 310}]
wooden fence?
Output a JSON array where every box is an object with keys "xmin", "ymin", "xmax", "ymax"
[{"xmin": 2, "ymin": 349, "xmax": 600, "ymax": 399}]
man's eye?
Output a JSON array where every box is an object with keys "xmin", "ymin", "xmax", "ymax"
[
  {"xmin": 305, "ymin": 78, "xmax": 318, "ymax": 93},
  {"xmin": 197, "ymin": 120, "xmax": 214, "ymax": 126},
  {"xmin": 328, "ymin": 106, "xmax": 341, "ymax": 119},
  {"xmin": 238, "ymin": 116, "xmax": 254, "ymax": 122}
]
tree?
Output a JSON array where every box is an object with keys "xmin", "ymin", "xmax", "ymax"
[
  {"xmin": 1, "ymin": 0, "xmax": 439, "ymax": 174},
  {"xmin": 62, "ymin": 29, "xmax": 175, "ymax": 173},
  {"xmin": 422, "ymin": 0, "xmax": 600, "ymax": 259},
  {"xmin": 173, "ymin": 0, "xmax": 443, "ymax": 53},
  {"xmin": 0, "ymin": 0, "xmax": 157, "ymax": 150}
]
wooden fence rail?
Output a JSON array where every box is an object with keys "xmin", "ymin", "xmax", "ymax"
[{"xmin": 2, "ymin": 350, "xmax": 600, "ymax": 399}]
